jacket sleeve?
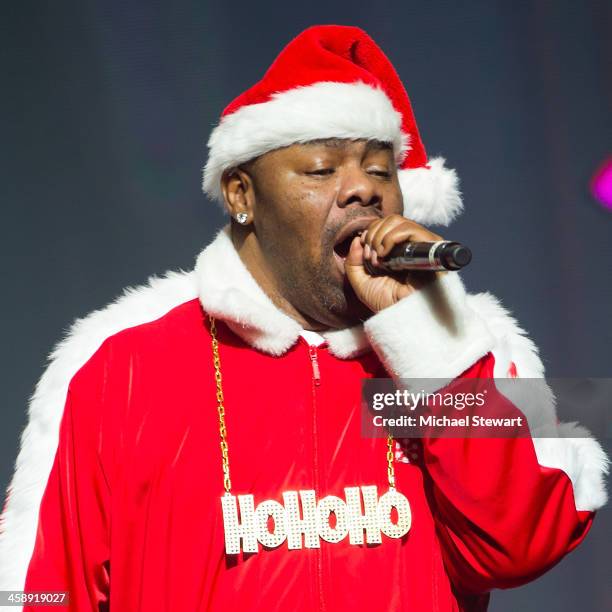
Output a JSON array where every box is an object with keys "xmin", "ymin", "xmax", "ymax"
[
  {"xmin": 0, "ymin": 343, "xmax": 112, "ymax": 611},
  {"xmin": 363, "ymin": 272, "xmax": 610, "ymax": 595},
  {"xmin": 0, "ymin": 266, "xmax": 194, "ymax": 610}
]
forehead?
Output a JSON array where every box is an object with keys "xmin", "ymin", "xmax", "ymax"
[
  {"xmin": 239, "ymin": 138, "xmax": 394, "ymax": 174},
  {"xmin": 259, "ymin": 138, "xmax": 393, "ymax": 165},
  {"xmin": 293, "ymin": 137, "xmax": 392, "ymax": 153}
]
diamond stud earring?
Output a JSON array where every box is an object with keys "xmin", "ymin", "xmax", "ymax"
[{"xmin": 235, "ymin": 212, "xmax": 248, "ymax": 225}]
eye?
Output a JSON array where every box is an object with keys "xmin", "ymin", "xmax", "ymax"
[
  {"xmin": 368, "ymin": 169, "xmax": 392, "ymax": 178},
  {"xmin": 306, "ymin": 168, "xmax": 335, "ymax": 176}
]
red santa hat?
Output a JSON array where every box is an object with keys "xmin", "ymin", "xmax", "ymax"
[{"xmin": 202, "ymin": 24, "xmax": 462, "ymax": 226}]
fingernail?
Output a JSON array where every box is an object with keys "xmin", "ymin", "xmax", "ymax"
[
  {"xmin": 372, "ymin": 250, "xmax": 378, "ymax": 265},
  {"xmin": 364, "ymin": 244, "xmax": 371, "ymax": 259}
]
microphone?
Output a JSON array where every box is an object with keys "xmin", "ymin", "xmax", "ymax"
[{"xmin": 364, "ymin": 240, "xmax": 472, "ymax": 274}]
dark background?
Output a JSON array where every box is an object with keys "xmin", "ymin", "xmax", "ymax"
[{"xmin": 2, "ymin": 1, "xmax": 610, "ymax": 609}]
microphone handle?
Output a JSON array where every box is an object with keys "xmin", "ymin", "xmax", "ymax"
[{"xmin": 364, "ymin": 241, "xmax": 472, "ymax": 274}]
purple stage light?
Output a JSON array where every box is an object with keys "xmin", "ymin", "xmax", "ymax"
[{"xmin": 590, "ymin": 157, "xmax": 612, "ymax": 211}]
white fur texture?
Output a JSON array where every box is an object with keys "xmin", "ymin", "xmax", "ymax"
[
  {"xmin": 195, "ymin": 225, "xmax": 370, "ymax": 358},
  {"xmin": 465, "ymin": 291, "xmax": 545, "ymax": 379},
  {"xmin": 466, "ymin": 291, "xmax": 610, "ymax": 511},
  {"xmin": 536, "ymin": 422, "xmax": 610, "ymax": 512},
  {"xmin": 364, "ymin": 272, "xmax": 496, "ymax": 381},
  {"xmin": 365, "ymin": 277, "xmax": 609, "ymax": 511},
  {"xmin": 466, "ymin": 290, "xmax": 559, "ymax": 434},
  {"xmin": 398, "ymin": 157, "xmax": 463, "ymax": 226},
  {"xmin": 1, "ymin": 227, "xmax": 607, "ymax": 595},
  {"xmin": 0, "ymin": 270, "xmax": 199, "ymax": 592},
  {"xmin": 0, "ymin": 228, "xmax": 372, "ymax": 592},
  {"xmin": 202, "ymin": 81, "xmax": 463, "ymax": 226},
  {"xmin": 195, "ymin": 226, "xmax": 303, "ymax": 355},
  {"xmin": 321, "ymin": 325, "xmax": 370, "ymax": 358},
  {"xmin": 202, "ymin": 81, "xmax": 408, "ymax": 204}
]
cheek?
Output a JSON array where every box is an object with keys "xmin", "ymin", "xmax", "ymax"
[
  {"xmin": 259, "ymin": 201, "xmax": 327, "ymax": 272},
  {"xmin": 383, "ymin": 184, "xmax": 404, "ymax": 216},
  {"xmin": 292, "ymin": 176, "xmax": 335, "ymax": 208},
  {"xmin": 280, "ymin": 183, "xmax": 332, "ymax": 250},
  {"xmin": 257, "ymin": 169, "xmax": 335, "ymax": 264}
]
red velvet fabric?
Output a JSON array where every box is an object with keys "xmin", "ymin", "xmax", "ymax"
[
  {"xmin": 23, "ymin": 299, "xmax": 594, "ymax": 611},
  {"xmin": 222, "ymin": 24, "xmax": 428, "ymax": 171}
]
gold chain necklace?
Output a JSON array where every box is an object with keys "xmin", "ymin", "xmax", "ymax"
[{"xmin": 209, "ymin": 314, "xmax": 412, "ymax": 555}]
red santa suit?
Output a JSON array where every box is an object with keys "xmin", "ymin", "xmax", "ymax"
[
  {"xmin": 0, "ymin": 225, "xmax": 608, "ymax": 611},
  {"xmin": 0, "ymin": 24, "xmax": 609, "ymax": 612}
]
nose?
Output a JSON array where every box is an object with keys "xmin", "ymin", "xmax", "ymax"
[{"xmin": 336, "ymin": 165, "xmax": 382, "ymax": 209}]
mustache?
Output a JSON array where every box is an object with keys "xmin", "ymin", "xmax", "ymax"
[{"xmin": 322, "ymin": 210, "xmax": 384, "ymax": 248}]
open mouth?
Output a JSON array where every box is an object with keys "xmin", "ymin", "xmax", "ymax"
[
  {"xmin": 333, "ymin": 216, "xmax": 379, "ymax": 260},
  {"xmin": 331, "ymin": 216, "xmax": 379, "ymax": 277},
  {"xmin": 333, "ymin": 232, "xmax": 360, "ymax": 260}
]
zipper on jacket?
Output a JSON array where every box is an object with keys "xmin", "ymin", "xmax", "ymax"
[
  {"xmin": 309, "ymin": 345, "xmax": 321, "ymax": 386},
  {"xmin": 307, "ymin": 342, "xmax": 325, "ymax": 611}
]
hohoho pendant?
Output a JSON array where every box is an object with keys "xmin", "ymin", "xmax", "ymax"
[{"xmin": 221, "ymin": 485, "xmax": 411, "ymax": 554}]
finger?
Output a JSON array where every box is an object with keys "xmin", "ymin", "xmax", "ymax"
[
  {"xmin": 360, "ymin": 217, "xmax": 386, "ymax": 253},
  {"xmin": 376, "ymin": 221, "xmax": 445, "ymax": 258},
  {"xmin": 359, "ymin": 220, "xmax": 378, "ymax": 244},
  {"xmin": 345, "ymin": 235, "xmax": 372, "ymax": 286},
  {"xmin": 345, "ymin": 234, "xmax": 365, "ymax": 267},
  {"xmin": 377, "ymin": 223, "xmax": 438, "ymax": 258},
  {"xmin": 370, "ymin": 215, "xmax": 410, "ymax": 255}
]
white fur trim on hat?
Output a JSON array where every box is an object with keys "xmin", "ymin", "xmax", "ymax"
[
  {"xmin": 202, "ymin": 81, "xmax": 463, "ymax": 226},
  {"xmin": 398, "ymin": 157, "xmax": 463, "ymax": 226},
  {"xmin": 202, "ymin": 81, "xmax": 408, "ymax": 204}
]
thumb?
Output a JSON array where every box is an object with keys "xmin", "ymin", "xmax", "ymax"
[{"xmin": 344, "ymin": 235, "xmax": 371, "ymax": 287}]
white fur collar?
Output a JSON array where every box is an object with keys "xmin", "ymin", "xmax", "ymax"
[{"xmin": 194, "ymin": 225, "xmax": 370, "ymax": 358}]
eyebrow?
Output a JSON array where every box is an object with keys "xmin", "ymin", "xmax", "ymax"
[
  {"xmin": 365, "ymin": 139, "xmax": 393, "ymax": 152},
  {"xmin": 304, "ymin": 138, "xmax": 392, "ymax": 152}
]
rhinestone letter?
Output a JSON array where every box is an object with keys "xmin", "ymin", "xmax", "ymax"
[
  {"xmin": 221, "ymin": 485, "xmax": 412, "ymax": 554},
  {"xmin": 377, "ymin": 488, "xmax": 411, "ymax": 539},
  {"xmin": 345, "ymin": 485, "xmax": 382, "ymax": 545},
  {"xmin": 254, "ymin": 499, "xmax": 287, "ymax": 548},
  {"xmin": 317, "ymin": 495, "xmax": 349, "ymax": 543},
  {"xmin": 221, "ymin": 492, "xmax": 258, "ymax": 554},
  {"xmin": 283, "ymin": 490, "xmax": 320, "ymax": 549}
]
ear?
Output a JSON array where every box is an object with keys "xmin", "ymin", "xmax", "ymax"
[{"xmin": 221, "ymin": 166, "xmax": 256, "ymax": 224}]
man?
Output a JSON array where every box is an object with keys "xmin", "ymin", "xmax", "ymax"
[{"xmin": 0, "ymin": 24, "xmax": 608, "ymax": 611}]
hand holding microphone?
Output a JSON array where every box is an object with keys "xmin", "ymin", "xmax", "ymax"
[
  {"xmin": 344, "ymin": 214, "xmax": 471, "ymax": 314},
  {"xmin": 363, "ymin": 240, "xmax": 471, "ymax": 275}
]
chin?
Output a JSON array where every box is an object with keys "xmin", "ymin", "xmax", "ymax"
[
  {"xmin": 306, "ymin": 258, "xmax": 371, "ymax": 327},
  {"xmin": 344, "ymin": 300, "xmax": 373, "ymax": 326},
  {"xmin": 321, "ymin": 280, "xmax": 372, "ymax": 328}
]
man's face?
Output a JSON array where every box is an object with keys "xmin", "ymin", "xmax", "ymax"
[{"xmin": 238, "ymin": 138, "xmax": 403, "ymax": 328}]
